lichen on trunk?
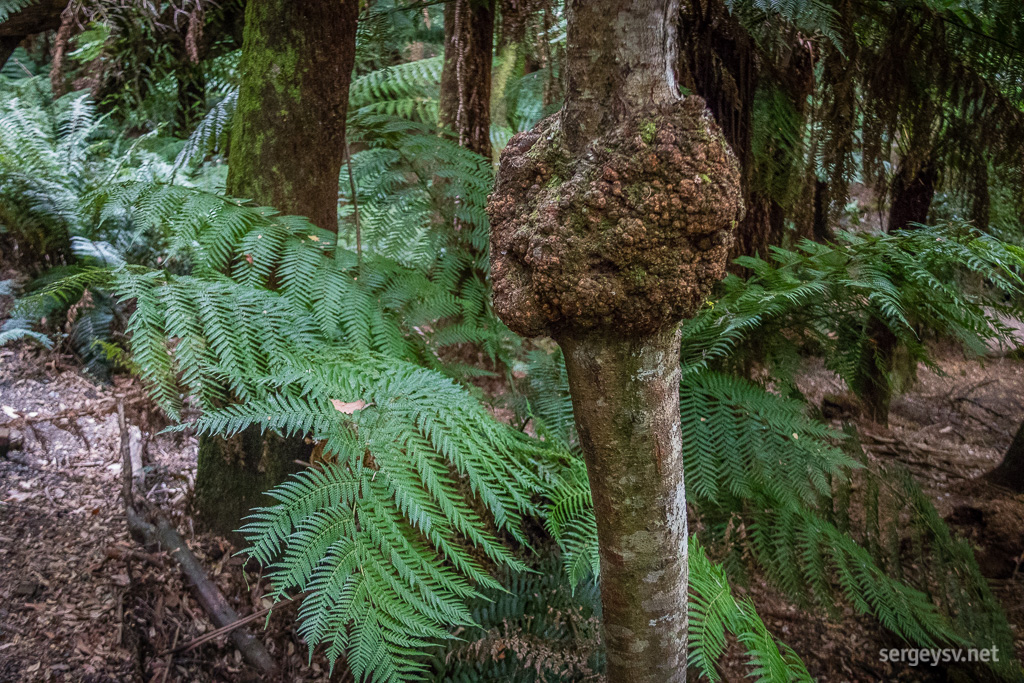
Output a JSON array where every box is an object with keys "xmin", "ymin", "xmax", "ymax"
[{"xmin": 561, "ymin": 328, "xmax": 689, "ymax": 681}]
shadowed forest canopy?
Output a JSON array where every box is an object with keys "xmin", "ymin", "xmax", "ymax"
[{"xmin": 1, "ymin": 1, "xmax": 1024, "ymax": 682}]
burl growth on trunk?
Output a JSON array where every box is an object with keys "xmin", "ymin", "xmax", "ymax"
[{"xmin": 488, "ymin": 96, "xmax": 744, "ymax": 339}]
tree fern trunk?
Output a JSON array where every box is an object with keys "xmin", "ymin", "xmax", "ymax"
[
  {"xmin": 888, "ymin": 154, "xmax": 937, "ymax": 231},
  {"xmin": 195, "ymin": 0, "xmax": 359, "ymax": 537},
  {"xmin": 858, "ymin": 314, "xmax": 898, "ymax": 426},
  {"xmin": 439, "ymin": 0, "xmax": 495, "ymax": 159},
  {"xmin": 489, "ymin": 1, "xmax": 743, "ymax": 679}
]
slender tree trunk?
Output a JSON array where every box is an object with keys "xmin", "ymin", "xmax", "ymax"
[
  {"xmin": 439, "ymin": 0, "xmax": 495, "ymax": 159},
  {"xmin": 490, "ymin": 1, "xmax": 743, "ymax": 680},
  {"xmin": 174, "ymin": 61, "xmax": 206, "ymax": 136},
  {"xmin": 888, "ymin": 155, "xmax": 937, "ymax": 231},
  {"xmin": 985, "ymin": 419, "xmax": 1024, "ymax": 493},
  {"xmin": 195, "ymin": 0, "xmax": 360, "ymax": 538},
  {"xmin": 561, "ymin": 330, "xmax": 690, "ymax": 681}
]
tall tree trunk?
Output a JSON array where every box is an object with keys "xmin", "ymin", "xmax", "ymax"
[
  {"xmin": 985, "ymin": 419, "xmax": 1024, "ymax": 493},
  {"xmin": 489, "ymin": 1, "xmax": 743, "ymax": 679},
  {"xmin": 888, "ymin": 155, "xmax": 937, "ymax": 231},
  {"xmin": 225, "ymin": 0, "xmax": 358, "ymax": 231},
  {"xmin": 497, "ymin": 0, "xmax": 532, "ymax": 49},
  {"xmin": 439, "ymin": 0, "xmax": 495, "ymax": 159},
  {"xmin": 195, "ymin": 0, "xmax": 360, "ymax": 538}
]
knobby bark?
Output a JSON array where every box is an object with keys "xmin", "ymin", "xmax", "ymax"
[
  {"xmin": 439, "ymin": 0, "xmax": 495, "ymax": 158},
  {"xmin": 195, "ymin": 0, "xmax": 360, "ymax": 537},
  {"xmin": 489, "ymin": 2, "xmax": 743, "ymax": 680}
]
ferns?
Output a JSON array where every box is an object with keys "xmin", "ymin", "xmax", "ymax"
[
  {"xmin": 681, "ymin": 225, "xmax": 1024, "ymax": 411},
  {"xmin": 523, "ymin": 345, "xmax": 1015, "ymax": 677},
  {"xmin": 189, "ymin": 355, "xmax": 544, "ymax": 681},
  {"xmin": 688, "ymin": 539, "xmax": 812, "ymax": 682},
  {"xmin": 0, "ymin": 0, "xmax": 35, "ymax": 23},
  {"xmin": 349, "ymin": 57, "xmax": 443, "ymax": 124}
]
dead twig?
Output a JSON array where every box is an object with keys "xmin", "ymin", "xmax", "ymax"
[{"xmin": 158, "ymin": 593, "xmax": 303, "ymax": 657}]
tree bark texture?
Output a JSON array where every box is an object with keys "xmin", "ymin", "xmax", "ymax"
[
  {"xmin": 561, "ymin": 330, "xmax": 689, "ymax": 682},
  {"xmin": 196, "ymin": 0, "xmax": 359, "ymax": 537},
  {"xmin": 226, "ymin": 0, "xmax": 360, "ymax": 232},
  {"xmin": 439, "ymin": 0, "xmax": 495, "ymax": 158},
  {"xmin": 194, "ymin": 429, "xmax": 309, "ymax": 542},
  {"xmin": 489, "ymin": 2, "xmax": 743, "ymax": 681},
  {"xmin": 985, "ymin": 419, "xmax": 1024, "ymax": 493},
  {"xmin": 497, "ymin": 0, "xmax": 534, "ymax": 48},
  {"xmin": 562, "ymin": 0, "xmax": 680, "ymax": 156}
]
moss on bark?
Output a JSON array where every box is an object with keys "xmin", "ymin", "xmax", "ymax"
[
  {"xmin": 194, "ymin": 431, "xmax": 308, "ymax": 542},
  {"xmin": 226, "ymin": 0, "xmax": 359, "ymax": 232}
]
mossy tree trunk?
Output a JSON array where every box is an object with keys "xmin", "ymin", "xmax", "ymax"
[
  {"xmin": 439, "ymin": 0, "xmax": 495, "ymax": 159},
  {"xmin": 195, "ymin": 0, "xmax": 360, "ymax": 538},
  {"xmin": 225, "ymin": 0, "xmax": 359, "ymax": 231},
  {"xmin": 489, "ymin": 1, "xmax": 743, "ymax": 680}
]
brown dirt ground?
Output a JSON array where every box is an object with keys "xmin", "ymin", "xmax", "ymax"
[{"xmin": 2, "ymin": 336, "xmax": 1023, "ymax": 682}]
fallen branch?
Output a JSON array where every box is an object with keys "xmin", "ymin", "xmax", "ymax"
[
  {"xmin": 159, "ymin": 592, "xmax": 303, "ymax": 657},
  {"xmin": 118, "ymin": 406, "xmax": 277, "ymax": 675}
]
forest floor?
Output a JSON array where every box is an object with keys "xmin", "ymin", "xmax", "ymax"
[{"xmin": 1, "ymin": 335, "xmax": 1023, "ymax": 682}]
